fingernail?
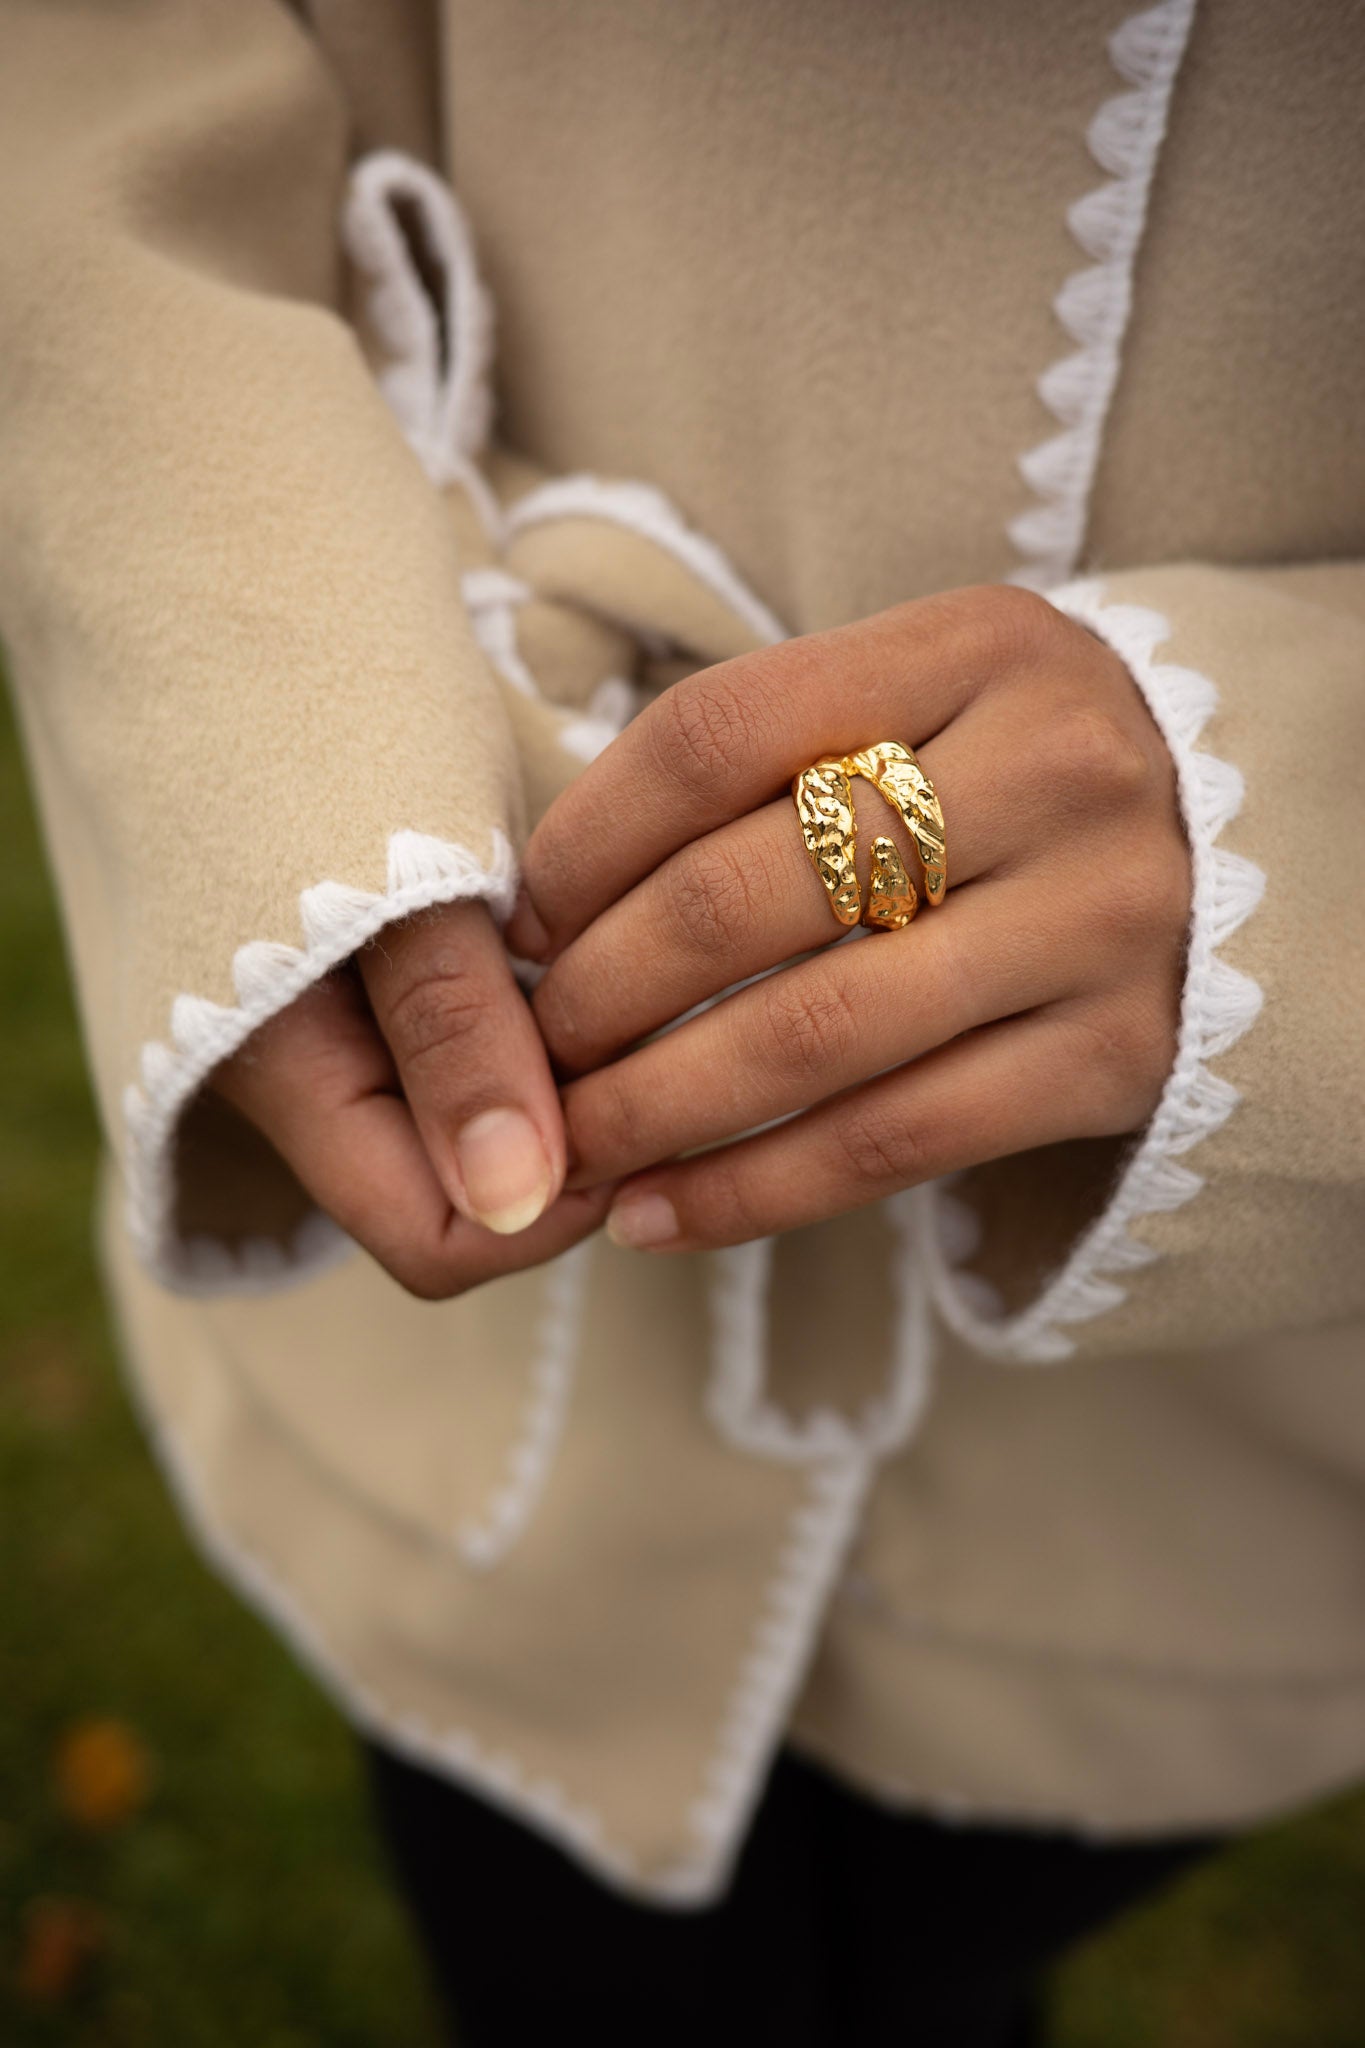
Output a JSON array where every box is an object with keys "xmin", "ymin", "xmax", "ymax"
[
  {"xmin": 606, "ymin": 1190, "xmax": 679, "ymax": 1250},
  {"xmin": 507, "ymin": 888, "xmax": 552, "ymax": 963},
  {"xmin": 453, "ymin": 1108, "xmax": 553, "ymax": 1234}
]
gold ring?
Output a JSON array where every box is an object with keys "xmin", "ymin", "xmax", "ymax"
[{"xmin": 792, "ymin": 740, "xmax": 946, "ymax": 932}]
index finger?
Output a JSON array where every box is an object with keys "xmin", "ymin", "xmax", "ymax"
[{"xmin": 508, "ymin": 582, "xmax": 1058, "ymax": 960}]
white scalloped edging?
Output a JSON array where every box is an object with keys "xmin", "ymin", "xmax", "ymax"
[
  {"xmin": 338, "ymin": 145, "xmax": 888, "ymax": 1900},
  {"xmin": 345, "ymin": 147, "xmax": 786, "ymax": 660},
  {"xmin": 346, "ymin": 153, "xmax": 771, "ymax": 773},
  {"xmin": 118, "ymin": 1280, "xmax": 885, "ymax": 1905},
  {"xmin": 706, "ymin": 1189, "xmax": 933, "ymax": 1464},
  {"xmin": 343, "ymin": 148, "xmax": 502, "ymax": 535},
  {"xmin": 460, "ymin": 564, "xmax": 639, "ymax": 764},
  {"xmin": 122, "ymin": 830, "xmax": 517, "ymax": 1294},
  {"xmin": 922, "ymin": 584, "xmax": 1265, "ymax": 1362},
  {"xmin": 653, "ymin": 1195, "xmax": 938, "ymax": 1896},
  {"xmin": 663, "ymin": 1454, "xmax": 871, "ymax": 1893},
  {"xmin": 505, "ymin": 474, "xmax": 787, "ymax": 649},
  {"xmin": 456, "ymin": 1240, "xmax": 590, "ymax": 1570},
  {"xmin": 122, "ymin": 1362, "xmax": 635, "ymax": 1888},
  {"xmin": 1008, "ymin": 0, "xmax": 1197, "ymax": 588}
]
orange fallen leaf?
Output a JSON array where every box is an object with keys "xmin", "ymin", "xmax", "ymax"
[
  {"xmin": 53, "ymin": 1716, "xmax": 152, "ymax": 1830},
  {"xmin": 15, "ymin": 1895, "xmax": 104, "ymax": 2004}
]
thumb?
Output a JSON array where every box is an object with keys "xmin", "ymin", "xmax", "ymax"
[{"xmin": 358, "ymin": 896, "xmax": 566, "ymax": 1235}]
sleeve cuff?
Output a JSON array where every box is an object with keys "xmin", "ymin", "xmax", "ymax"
[
  {"xmin": 918, "ymin": 580, "xmax": 1266, "ymax": 1362},
  {"xmin": 122, "ymin": 829, "xmax": 515, "ymax": 1294}
]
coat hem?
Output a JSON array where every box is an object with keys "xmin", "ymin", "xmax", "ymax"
[{"xmin": 791, "ymin": 1572, "xmax": 1365, "ymax": 1841}]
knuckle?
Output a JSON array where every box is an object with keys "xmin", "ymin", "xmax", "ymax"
[
  {"xmin": 1067, "ymin": 1000, "xmax": 1169, "ymax": 1134},
  {"xmin": 383, "ymin": 962, "xmax": 493, "ymax": 1068},
  {"xmin": 1049, "ymin": 701, "xmax": 1153, "ymax": 808},
  {"xmin": 669, "ymin": 838, "xmax": 762, "ymax": 959},
  {"xmin": 651, "ymin": 672, "xmax": 755, "ymax": 792},
  {"xmin": 757, "ymin": 972, "xmax": 860, "ymax": 1084},
  {"xmin": 532, "ymin": 964, "xmax": 591, "ymax": 1071},
  {"xmin": 1150, "ymin": 840, "xmax": 1194, "ymax": 941},
  {"xmin": 562, "ymin": 1069, "xmax": 635, "ymax": 1175},
  {"xmin": 695, "ymin": 1150, "xmax": 766, "ymax": 1246},
  {"xmin": 1091, "ymin": 846, "xmax": 1189, "ymax": 948},
  {"xmin": 520, "ymin": 817, "xmax": 577, "ymax": 932},
  {"xmin": 329, "ymin": 1196, "xmax": 466, "ymax": 1300},
  {"xmin": 1092, "ymin": 862, "xmax": 1160, "ymax": 943},
  {"xmin": 830, "ymin": 1101, "xmax": 929, "ymax": 1192},
  {"xmin": 957, "ymin": 582, "xmax": 1068, "ymax": 676}
]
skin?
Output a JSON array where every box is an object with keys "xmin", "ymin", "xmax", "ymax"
[
  {"xmin": 210, "ymin": 902, "xmax": 613, "ymax": 1301},
  {"xmin": 515, "ymin": 583, "xmax": 1193, "ymax": 1252},
  {"xmin": 212, "ymin": 584, "xmax": 1192, "ymax": 1290}
]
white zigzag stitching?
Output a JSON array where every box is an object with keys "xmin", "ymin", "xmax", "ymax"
[
  {"xmin": 123, "ymin": 830, "xmax": 516, "ymax": 1292},
  {"xmin": 922, "ymin": 585, "xmax": 1266, "ymax": 1361},
  {"xmin": 1009, "ymin": 0, "xmax": 1198, "ymax": 588}
]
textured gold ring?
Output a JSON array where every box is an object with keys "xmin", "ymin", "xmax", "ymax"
[{"xmin": 792, "ymin": 739, "xmax": 946, "ymax": 932}]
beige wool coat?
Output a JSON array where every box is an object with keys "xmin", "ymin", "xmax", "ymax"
[{"xmin": 3, "ymin": 0, "xmax": 1364, "ymax": 1903}]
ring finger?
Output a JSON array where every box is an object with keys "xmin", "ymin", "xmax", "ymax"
[
  {"xmin": 602, "ymin": 1006, "xmax": 1104, "ymax": 1253},
  {"xmin": 561, "ymin": 864, "xmax": 1080, "ymax": 1189}
]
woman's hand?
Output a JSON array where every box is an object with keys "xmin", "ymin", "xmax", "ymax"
[
  {"xmin": 508, "ymin": 584, "xmax": 1192, "ymax": 1252},
  {"xmin": 210, "ymin": 899, "xmax": 613, "ymax": 1297}
]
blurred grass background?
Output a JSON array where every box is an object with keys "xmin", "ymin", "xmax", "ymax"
[{"xmin": 3, "ymin": 674, "xmax": 1365, "ymax": 2045}]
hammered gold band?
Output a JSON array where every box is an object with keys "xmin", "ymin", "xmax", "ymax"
[{"xmin": 791, "ymin": 740, "xmax": 947, "ymax": 932}]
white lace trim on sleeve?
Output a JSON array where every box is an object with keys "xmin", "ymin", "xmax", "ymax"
[
  {"xmin": 920, "ymin": 584, "xmax": 1266, "ymax": 1362},
  {"xmin": 122, "ymin": 829, "xmax": 516, "ymax": 1294}
]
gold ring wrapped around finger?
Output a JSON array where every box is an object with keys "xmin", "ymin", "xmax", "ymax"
[{"xmin": 791, "ymin": 740, "xmax": 946, "ymax": 932}]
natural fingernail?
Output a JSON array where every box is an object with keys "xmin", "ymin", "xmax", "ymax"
[
  {"xmin": 507, "ymin": 888, "xmax": 552, "ymax": 963},
  {"xmin": 606, "ymin": 1191, "xmax": 679, "ymax": 1250},
  {"xmin": 453, "ymin": 1108, "xmax": 553, "ymax": 1234}
]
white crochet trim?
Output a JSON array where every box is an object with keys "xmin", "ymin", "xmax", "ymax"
[
  {"xmin": 471, "ymin": 468, "xmax": 787, "ymax": 765},
  {"xmin": 456, "ymin": 1242, "xmax": 590, "ymax": 1570},
  {"xmin": 220, "ymin": 148, "xmax": 953, "ymax": 1897},
  {"xmin": 345, "ymin": 155, "xmax": 754, "ymax": 765},
  {"xmin": 505, "ymin": 475, "xmax": 787, "ymax": 649},
  {"xmin": 123, "ymin": 830, "xmax": 517, "ymax": 1293},
  {"xmin": 663, "ymin": 1455, "xmax": 872, "ymax": 1891},
  {"xmin": 122, "ymin": 1362, "xmax": 637, "ymax": 1888},
  {"xmin": 461, "ymin": 565, "xmax": 638, "ymax": 764},
  {"xmin": 114, "ymin": 1265, "xmax": 880, "ymax": 1904},
  {"xmin": 1008, "ymin": 0, "xmax": 1197, "ymax": 587},
  {"xmin": 344, "ymin": 148, "xmax": 786, "ymax": 666},
  {"xmin": 706, "ymin": 1189, "xmax": 933, "ymax": 1463},
  {"xmin": 558, "ymin": 679, "xmax": 642, "ymax": 764},
  {"xmin": 922, "ymin": 584, "xmax": 1266, "ymax": 1362},
  {"xmin": 343, "ymin": 149, "xmax": 501, "ymax": 531},
  {"xmin": 649, "ymin": 1197, "xmax": 936, "ymax": 1891},
  {"xmin": 460, "ymin": 567, "xmax": 539, "ymax": 693}
]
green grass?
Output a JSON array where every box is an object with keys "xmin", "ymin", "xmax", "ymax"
[
  {"xmin": 0, "ymin": 683, "xmax": 440, "ymax": 2046},
  {"xmin": 2, "ymin": 675, "xmax": 1364, "ymax": 2042}
]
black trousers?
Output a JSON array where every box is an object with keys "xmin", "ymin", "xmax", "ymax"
[{"xmin": 365, "ymin": 1740, "xmax": 1217, "ymax": 2047}]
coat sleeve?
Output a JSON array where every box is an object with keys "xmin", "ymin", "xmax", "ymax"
[
  {"xmin": 0, "ymin": 0, "xmax": 524, "ymax": 1290},
  {"xmin": 922, "ymin": 559, "xmax": 1365, "ymax": 1363}
]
